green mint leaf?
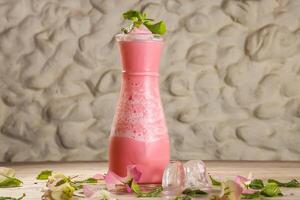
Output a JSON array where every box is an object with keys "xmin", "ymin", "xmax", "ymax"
[
  {"xmin": 122, "ymin": 10, "xmax": 167, "ymax": 35},
  {"xmin": 241, "ymin": 192, "xmax": 261, "ymax": 199},
  {"xmin": 131, "ymin": 17, "xmax": 139, "ymax": 22},
  {"xmin": 174, "ymin": 195, "xmax": 192, "ymax": 200},
  {"xmin": 0, "ymin": 177, "xmax": 22, "ymax": 188},
  {"xmin": 130, "ymin": 181, "xmax": 141, "ymax": 194},
  {"xmin": 142, "ymin": 13, "xmax": 147, "ymax": 19},
  {"xmin": 248, "ymin": 179, "xmax": 264, "ymax": 189},
  {"xmin": 130, "ymin": 181, "xmax": 163, "ymax": 197},
  {"xmin": 55, "ymin": 177, "xmax": 70, "ymax": 187},
  {"xmin": 0, "ymin": 193, "xmax": 25, "ymax": 200},
  {"xmin": 144, "ymin": 21, "xmax": 166, "ymax": 35},
  {"xmin": 36, "ymin": 170, "xmax": 52, "ymax": 180},
  {"xmin": 268, "ymin": 179, "xmax": 300, "ymax": 187},
  {"xmin": 144, "ymin": 18, "xmax": 154, "ymax": 22},
  {"xmin": 73, "ymin": 177, "xmax": 97, "ymax": 184},
  {"xmin": 182, "ymin": 188, "xmax": 207, "ymax": 196},
  {"xmin": 134, "ymin": 21, "xmax": 143, "ymax": 28},
  {"xmin": 260, "ymin": 182, "xmax": 283, "ymax": 197},
  {"xmin": 209, "ymin": 175, "xmax": 221, "ymax": 186},
  {"xmin": 137, "ymin": 186, "xmax": 163, "ymax": 197},
  {"xmin": 123, "ymin": 10, "xmax": 144, "ymax": 21},
  {"xmin": 71, "ymin": 177, "xmax": 98, "ymax": 190}
]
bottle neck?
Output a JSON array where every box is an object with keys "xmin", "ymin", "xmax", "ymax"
[
  {"xmin": 121, "ymin": 72, "xmax": 160, "ymax": 93},
  {"xmin": 118, "ymin": 40, "xmax": 163, "ymax": 73}
]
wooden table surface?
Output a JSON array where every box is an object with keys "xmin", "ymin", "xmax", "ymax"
[{"xmin": 0, "ymin": 161, "xmax": 300, "ymax": 199}]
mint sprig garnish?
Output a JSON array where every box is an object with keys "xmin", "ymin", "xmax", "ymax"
[{"xmin": 122, "ymin": 10, "xmax": 166, "ymax": 35}]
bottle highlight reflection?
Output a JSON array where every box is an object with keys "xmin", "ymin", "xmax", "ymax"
[{"xmin": 108, "ymin": 33, "xmax": 170, "ymax": 183}]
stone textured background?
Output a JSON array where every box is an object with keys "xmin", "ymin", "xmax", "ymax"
[{"xmin": 1, "ymin": 0, "xmax": 300, "ymax": 162}]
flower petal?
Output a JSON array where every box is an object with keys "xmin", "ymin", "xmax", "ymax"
[
  {"xmin": 125, "ymin": 184, "xmax": 132, "ymax": 193},
  {"xmin": 93, "ymin": 173, "xmax": 104, "ymax": 180},
  {"xmin": 220, "ymin": 180, "xmax": 242, "ymax": 200},
  {"xmin": 104, "ymin": 171, "xmax": 123, "ymax": 190},
  {"xmin": 104, "ymin": 165, "xmax": 142, "ymax": 191},
  {"xmin": 234, "ymin": 176, "xmax": 248, "ymax": 186},
  {"xmin": 83, "ymin": 185, "xmax": 98, "ymax": 198},
  {"xmin": 242, "ymin": 188, "xmax": 257, "ymax": 194},
  {"xmin": 234, "ymin": 175, "xmax": 256, "ymax": 194},
  {"xmin": 126, "ymin": 165, "xmax": 142, "ymax": 183}
]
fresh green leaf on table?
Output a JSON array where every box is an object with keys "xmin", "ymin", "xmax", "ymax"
[
  {"xmin": 174, "ymin": 195, "xmax": 192, "ymax": 200},
  {"xmin": 55, "ymin": 176, "xmax": 71, "ymax": 187},
  {"xmin": 209, "ymin": 175, "xmax": 221, "ymax": 186},
  {"xmin": 73, "ymin": 177, "xmax": 97, "ymax": 184},
  {"xmin": 260, "ymin": 182, "xmax": 283, "ymax": 197},
  {"xmin": 0, "ymin": 176, "xmax": 22, "ymax": 187},
  {"xmin": 71, "ymin": 177, "xmax": 98, "ymax": 190},
  {"xmin": 36, "ymin": 170, "xmax": 52, "ymax": 180},
  {"xmin": 42, "ymin": 173, "xmax": 75, "ymax": 200},
  {"xmin": 182, "ymin": 188, "xmax": 207, "ymax": 196},
  {"xmin": 130, "ymin": 181, "xmax": 163, "ymax": 197},
  {"xmin": 248, "ymin": 179, "xmax": 264, "ymax": 189},
  {"xmin": 0, "ymin": 167, "xmax": 22, "ymax": 187},
  {"xmin": 241, "ymin": 192, "xmax": 261, "ymax": 199},
  {"xmin": 0, "ymin": 193, "xmax": 25, "ymax": 200},
  {"xmin": 268, "ymin": 179, "xmax": 300, "ymax": 187}
]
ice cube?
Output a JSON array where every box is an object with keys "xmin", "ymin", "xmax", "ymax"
[
  {"xmin": 162, "ymin": 161, "xmax": 185, "ymax": 195},
  {"xmin": 184, "ymin": 160, "xmax": 211, "ymax": 190}
]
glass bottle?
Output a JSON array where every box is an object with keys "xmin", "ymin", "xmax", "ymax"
[{"xmin": 109, "ymin": 32, "xmax": 170, "ymax": 183}]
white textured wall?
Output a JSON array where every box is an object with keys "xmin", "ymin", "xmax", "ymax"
[{"xmin": 1, "ymin": 0, "xmax": 300, "ymax": 162}]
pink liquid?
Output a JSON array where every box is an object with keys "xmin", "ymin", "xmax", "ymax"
[
  {"xmin": 109, "ymin": 136, "xmax": 169, "ymax": 183},
  {"xmin": 118, "ymin": 39, "xmax": 163, "ymax": 73},
  {"xmin": 109, "ymin": 34, "xmax": 169, "ymax": 184}
]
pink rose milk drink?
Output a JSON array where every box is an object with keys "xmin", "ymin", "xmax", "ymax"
[{"xmin": 109, "ymin": 29, "xmax": 170, "ymax": 183}]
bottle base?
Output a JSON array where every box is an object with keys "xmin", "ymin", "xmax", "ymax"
[{"xmin": 108, "ymin": 136, "xmax": 170, "ymax": 184}]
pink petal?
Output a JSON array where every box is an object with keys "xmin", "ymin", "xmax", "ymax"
[
  {"xmin": 242, "ymin": 188, "xmax": 257, "ymax": 194},
  {"xmin": 126, "ymin": 165, "xmax": 142, "ymax": 183},
  {"xmin": 104, "ymin": 165, "xmax": 142, "ymax": 192},
  {"xmin": 234, "ymin": 176, "xmax": 256, "ymax": 194},
  {"xmin": 234, "ymin": 176, "xmax": 248, "ymax": 186},
  {"xmin": 221, "ymin": 181, "xmax": 242, "ymax": 200},
  {"xmin": 125, "ymin": 184, "xmax": 132, "ymax": 193},
  {"xmin": 93, "ymin": 173, "xmax": 104, "ymax": 180},
  {"xmin": 104, "ymin": 171, "xmax": 123, "ymax": 190},
  {"xmin": 83, "ymin": 185, "xmax": 98, "ymax": 198}
]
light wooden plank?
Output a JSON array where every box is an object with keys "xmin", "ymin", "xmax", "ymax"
[{"xmin": 0, "ymin": 161, "xmax": 299, "ymax": 199}]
